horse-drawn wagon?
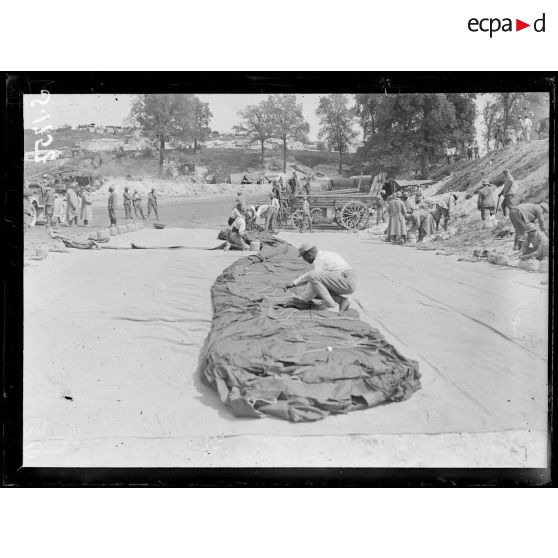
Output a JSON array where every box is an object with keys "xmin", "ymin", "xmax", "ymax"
[{"xmin": 284, "ymin": 172, "xmax": 387, "ymax": 230}]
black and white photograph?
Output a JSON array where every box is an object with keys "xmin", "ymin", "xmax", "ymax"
[{"xmin": 8, "ymin": 75, "xmax": 551, "ymax": 477}]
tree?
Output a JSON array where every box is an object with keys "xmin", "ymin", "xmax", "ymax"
[
  {"xmin": 360, "ymin": 94, "xmax": 458, "ymax": 178},
  {"xmin": 130, "ymin": 94, "xmax": 190, "ymax": 176},
  {"xmin": 446, "ymin": 93, "xmax": 477, "ymax": 148},
  {"xmin": 268, "ymin": 94, "xmax": 309, "ymax": 173},
  {"xmin": 316, "ymin": 94, "xmax": 358, "ymax": 175},
  {"xmin": 190, "ymin": 97, "xmax": 213, "ymax": 150},
  {"xmin": 354, "ymin": 94, "xmax": 381, "ymax": 141},
  {"xmin": 482, "ymin": 101, "xmax": 499, "ymax": 152},
  {"xmin": 234, "ymin": 100, "xmax": 275, "ymax": 162}
]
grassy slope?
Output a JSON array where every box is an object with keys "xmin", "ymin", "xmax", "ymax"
[
  {"xmin": 24, "ymin": 128, "xmax": 354, "ymax": 182},
  {"xmin": 435, "ymin": 139, "xmax": 549, "ymax": 204}
]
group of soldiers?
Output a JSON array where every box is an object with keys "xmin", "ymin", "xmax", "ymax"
[
  {"xmin": 376, "ymin": 189, "xmax": 442, "ymax": 245},
  {"xmin": 493, "ymin": 115, "xmax": 534, "ymax": 149},
  {"xmin": 108, "ymin": 186, "xmax": 159, "ymax": 226},
  {"xmin": 476, "ymin": 169, "xmax": 549, "ymax": 262}
]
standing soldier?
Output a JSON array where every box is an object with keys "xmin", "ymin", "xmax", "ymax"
[
  {"xmin": 24, "ymin": 188, "xmax": 33, "ymax": 232},
  {"xmin": 147, "ymin": 188, "xmax": 159, "ymax": 220},
  {"xmin": 123, "ymin": 186, "xmax": 133, "ymax": 219},
  {"xmin": 299, "ymin": 195, "xmax": 313, "ymax": 233},
  {"xmin": 303, "ymin": 176, "xmax": 311, "ymax": 196},
  {"xmin": 44, "ymin": 186, "xmax": 55, "ymax": 228},
  {"xmin": 386, "ymin": 192, "xmax": 408, "ymax": 244},
  {"xmin": 498, "ymin": 169, "xmax": 517, "ymax": 218},
  {"xmin": 523, "ymin": 114, "xmax": 533, "ymax": 142},
  {"xmin": 80, "ymin": 188, "xmax": 94, "ymax": 226},
  {"xmin": 477, "ymin": 178, "xmax": 498, "ymax": 223},
  {"xmin": 108, "ymin": 186, "xmax": 118, "ymax": 226},
  {"xmin": 133, "ymin": 190, "xmax": 145, "ymax": 219},
  {"xmin": 65, "ymin": 183, "xmax": 79, "ymax": 226},
  {"xmin": 473, "ymin": 139, "xmax": 480, "ymax": 159}
]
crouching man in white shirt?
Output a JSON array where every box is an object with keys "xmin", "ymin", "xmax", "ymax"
[{"xmin": 286, "ymin": 242, "xmax": 356, "ymax": 313}]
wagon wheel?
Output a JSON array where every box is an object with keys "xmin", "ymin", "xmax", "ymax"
[
  {"xmin": 310, "ymin": 207, "xmax": 323, "ymax": 224},
  {"xmin": 291, "ymin": 209, "xmax": 305, "ymax": 229},
  {"xmin": 338, "ymin": 200, "xmax": 369, "ymax": 230}
]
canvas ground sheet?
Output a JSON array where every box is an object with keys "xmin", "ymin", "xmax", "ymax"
[{"xmin": 201, "ymin": 242, "xmax": 421, "ymax": 421}]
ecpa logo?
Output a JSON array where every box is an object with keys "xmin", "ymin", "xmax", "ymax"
[{"xmin": 468, "ymin": 13, "xmax": 546, "ymax": 37}]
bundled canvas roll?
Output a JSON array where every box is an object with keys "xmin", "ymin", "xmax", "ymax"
[
  {"xmin": 109, "ymin": 226, "xmax": 117, "ymax": 236},
  {"xmin": 495, "ymin": 254, "xmax": 510, "ymax": 266},
  {"xmin": 200, "ymin": 241, "xmax": 421, "ymax": 422},
  {"xmin": 117, "ymin": 224, "xmax": 127, "ymax": 234},
  {"xmin": 519, "ymin": 258, "xmax": 540, "ymax": 272}
]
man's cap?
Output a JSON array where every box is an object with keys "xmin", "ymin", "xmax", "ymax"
[
  {"xmin": 298, "ymin": 242, "xmax": 315, "ymax": 257},
  {"xmin": 524, "ymin": 223, "xmax": 537, "ymax": 233},
  {"xmin": 540, "ymin": 202, "xmax": 549, "ymax": 212},
  {"xmin": 482, "ymin": 178, "xmax": 489, "ymax": 185}
]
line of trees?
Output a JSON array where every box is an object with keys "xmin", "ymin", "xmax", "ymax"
[
  {"xmin": 354, "ymin": 93, "xmax": 477, "ymax": 179},
  {"xmin": 129, "ymin": 92, "xmax": 547, "ymax": 181},
  {"xmin": 129, "ymin": 94, "xmax": 212, "ymax": 176},
  {"xmin": 234, "ymin": 94, "xmax": 309, "ymax": 172}
]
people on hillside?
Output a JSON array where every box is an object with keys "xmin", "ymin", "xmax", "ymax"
[
  {"xmin": 80, "ymin": 188, "xmax": 93, "ymax": 226},
  {"xmin": 108, "ymin": 186, "xmax": 118, "ymax": 226},
  {"xmin": 445, "ymin": 146, "xmax": 452, "ymax": 165},
  {"xmin": 133, "ymin": 190, "xmax": 145, "ymax": 219},
  {"xmin": 473, "ymin": 140, "xmax": 480, "ymax": 159},
  {"xmin": 498, "ymin": 169, "xmax": 517, "ymax": 217},
  {"xmin": 523, "ymin": 115, "xmax": 533, "ymax": 142},
  {"xmin": 509, "ymin": 201, "xmax": 548, "ymax": 251},
  {"xmin": 123, "ymin": 186, "xmax": 133, "ymax": 219},
  {"xmin": 386, "ymin": 192, "xmax": 408, "ymax": 243},
  {"xmin": 147, "ymin": 188, "xmax": 159, "ymax": 220},
  {"xmin": 515, "ymin": 117, "xmax": 524, "ymax": 143},
  {"xmin": 434, "ymin": 193, "xmax": 457, "ymax": 231},
  {"xmin": 467, "ymin": 144, "xmax": 474, "ymax": 161},
  {"xmin": 520, "ymin": 223, "xmax": 549, "ymax": 261},
  {"xmin": 286, "ymin": 242, "xmax": 356, "ymax": 313},
  {"xmin": 477, "ymin": 178, "xmax": 498, "ymax": 222}
]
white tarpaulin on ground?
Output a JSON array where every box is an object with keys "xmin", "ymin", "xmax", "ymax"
[{"xmin": 23, "ymin": 228, "xmax": 548, "ymax": 467}]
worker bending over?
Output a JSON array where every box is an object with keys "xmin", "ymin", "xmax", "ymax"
[
  {"xmin": 509, "ymin": 202, "xmax": 548, "ymax": 251},
  {"xmin": 520, "ymin": 223, "xmax": 549, "ymax": 261},
  {"xmin": 225, "ymin": 209, "xmax": 249, "ymax": 251},
  {"xmin": 286, "ymin": 243, "xmax": 356, "ymax": 313}
]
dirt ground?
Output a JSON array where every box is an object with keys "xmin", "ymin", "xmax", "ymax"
[{"xmin": 23, "ymin": 215, "xmax": 548, "ymax": 467}]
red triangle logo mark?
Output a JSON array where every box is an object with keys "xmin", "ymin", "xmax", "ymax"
[{"xmin": 516, "ymin": 19, "xmax": 530, "ymax": 31}]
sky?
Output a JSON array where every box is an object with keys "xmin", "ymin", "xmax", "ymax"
[
  {"xmin": 23, "ymin": 93, "xmax": 326, "ymax": 140},
  {"xmin": 24, "ymin": 92, "xmax": 491, "ymax": 148}
]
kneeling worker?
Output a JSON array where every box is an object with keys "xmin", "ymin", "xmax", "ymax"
[
  {"xmin": 520, "ymin": 223, "xmax": 549, "ymax": 261},
  {"xmin": 286, "ymin": 243, "xmax": 356, "ymax": 312},
  {"xmin": 225, "ymin": 209, "xmax": 249, "ymax": 251}
]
